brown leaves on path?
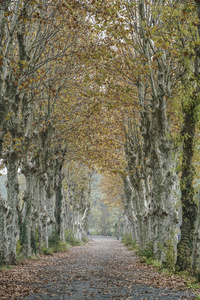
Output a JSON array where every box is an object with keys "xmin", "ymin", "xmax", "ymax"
[
  {"xmin": 0, "ymin": 252, "xmax": 70, "ymax": 300},
  {"xmin": 0, "ymin": 237, "xmax": 199, "ymax": 299}
]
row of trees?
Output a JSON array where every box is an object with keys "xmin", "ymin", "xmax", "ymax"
[
  {"xmin": 0, "ymin": 0, "xmax": 96, "ymax": 264},
  {"xmin": 1, "ymin": 0, "xmax": 200, "ymax": 280},
  {"xmin": 88, "ymin": 0, "xmax": 200, "ymax": 276}
]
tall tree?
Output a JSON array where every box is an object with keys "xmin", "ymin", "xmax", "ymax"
[
  {"xmin": 64, "ymin": 161, "xmax": 93, "ymax": 241},
  {"xmin": 0, "ymin": 0, "xmax": 93, "ymax": 263}
]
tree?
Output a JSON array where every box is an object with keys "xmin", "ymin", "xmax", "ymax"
[
  {"xmin": 93, "ymin": 0, "xmax": 181, "ymax": 264},
  {"xmin": 0, "ymin": 0, "xmax": 93, "ymax": 264},
  {"xmin": 63, "ymin": 160, "xmax": 93, "ymax": 241}
]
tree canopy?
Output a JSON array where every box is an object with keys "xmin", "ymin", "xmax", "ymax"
[{"xmin": 1, "ymin": 0, "xmax": 200, "ymax": 280}]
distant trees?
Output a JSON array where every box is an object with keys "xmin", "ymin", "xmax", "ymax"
[{"xmin": 94, "ymin": 172, "xmax": 124, "ymax": 237}]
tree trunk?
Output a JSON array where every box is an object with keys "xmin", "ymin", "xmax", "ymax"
[
  {"xmin": 192, "ymin": 194, "xmax": 200, "ymax": 280},
  {"xmin": 46, "ymin": 160, "xmax": 56, "ymax": 234},
  {"xmin": 123, "ymin": 176, "xmax": 139, "ymax": 243},
  {"xmin": 149, "ymin": 105, "xmax": 179, "ymax": 263},
  {"xmin": 0, "ymin": 195, "xmax": 9, "ymax": 265},
  {"xmin": 64, "ymin": 162, "xmax": 92, "ymax": 242},
  {"xmin": 176, "ymin": 100, "xmax": 197, "ymax": 271},
  {"xmin": 39, "ymin": 174, "xmax": 48, "ymax": 249},
  {"xmin": 5, "ymin": 149, "xmax": 19, "ymax": 264},
  {"xmin": 54, "ymin": 158, "xmax": 65, "ymax": 241},
  {"xmin": 22, "ymin": 163, "xmax": 40, "ymax": 257}
]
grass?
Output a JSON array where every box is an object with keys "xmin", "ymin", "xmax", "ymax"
[
  {"xmin": 13, "ymin": 230, "xmax": 88, "ymax": 267},
  {"xmin": 65, "ymin": 230, "xmax": 82, "ymax": 246},
  {"xmin": 41, "ymin": 247, "xmax": 54, "ymax": 256},
  {"xmin": 0, "ymin": 265, "xmax": 13, "ymax": 272},
  {"xmin": 82, "ymin": 237, "xmax": 89, "ymax": 243},
  {"xmin": 121, "ymin": 233, "xmax": 200, "ymax": 296},
  {"xmin": 121, "ymin": 233, "xmax": 138, "ymax": 250},
  {"xmin": 136, "ymin": 241, "xmax": 154, "ymax": 259},
  {"xmin": 28, "ymin": 255, "xmax": 40, "ymax": 261}
]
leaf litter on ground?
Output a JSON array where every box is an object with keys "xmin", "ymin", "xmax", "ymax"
[{"xmin": 0, "ymin": 237, "xmax": 199, "ymax": 299}]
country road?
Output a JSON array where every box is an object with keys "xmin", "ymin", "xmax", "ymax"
[{"xmin": 18, "ymin": 236, "xmax": 197, "ymax": 300}]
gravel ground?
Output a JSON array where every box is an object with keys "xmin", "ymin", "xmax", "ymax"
[{"xmin": 22, "ymin": 236, "xmax": 197, "ymax": 300}]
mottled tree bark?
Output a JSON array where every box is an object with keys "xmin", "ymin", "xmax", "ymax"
[
  {"xmin": 0, "ymin": 195, "xmax": 9, "ymax": 265},
  {"xmin": 21, "ymin": 161, "xmax": 40, "ymax": 257},
  {"xmin": 39, "ymin": 174, "xmax": 48, "ymax": 249},
  {"xmin": 123, "ymin": 176, "xmax": 138, "ymax": 243},
  {"xmin": 5, "ymin": 149, "xmax": 19, "ymax": 264},
  {"xmin": 176, "ymin": 99, "xmax": 198, "ymax": 270},
  {"xmin": 122, "ymin": 0, "xmax": 179, "ymax": 265},
  {"xmin": 54, "ymin": 158, "xmax": 65, "ymax": 241},
  {"xmin": 192, "ymin": 194, "xmax": 200, "ymax": 280},
  {"xmin": 65, "ymin": 162, "xmax": 92, "ymax": 241}
]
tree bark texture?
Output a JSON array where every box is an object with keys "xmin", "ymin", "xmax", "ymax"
[
  {"xmin": 0, "ymin": 195, "xmax": 9, "ymax": 265},
  {"xmin": 176, "ymin": 100, "xmax": 197, "ymax": 271},
  {"xmin": 5, "ymin": 149, "xmax": 19, "ymax": 264},
  {"xmin": 122, "ymin": 0, "xmax": 179, "ymax": 265}
]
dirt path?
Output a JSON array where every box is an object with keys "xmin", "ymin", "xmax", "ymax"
[
  {"xmin": 22, "ymin": 236, "xmax": 197, "ymax": 300},
  {"xmin": 1, "ymin": 236, "xmax": 198, "ymax": 299}
]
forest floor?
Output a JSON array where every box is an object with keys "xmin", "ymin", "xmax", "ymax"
[{"xmin": 0, "ymin": 236, "xmax": 200, "ymax": 300}]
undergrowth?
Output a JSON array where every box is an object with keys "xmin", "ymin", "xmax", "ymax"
[
  {"xmin": 136, "ymin": 241, "xmax": 154, "ymax": 260},
  {"xmin": 15, "ymin": 229, "xmax": 85, "ymax": 264},
  {"xmin": 0, "ymin": 265, "xmax": 13, "ymax": 272},
  {"xmin": 121, "ymin": 233, "xmax": 200, "ymax": 296},
  {"xmin": 121, "ymin": 233, "xmax": 137, "ymax": 250},
  {"xmin": 82, "ymin": 237, "xmax": 89, "ymax": 243},
  {"xmin": 65, "ymin": 230, "xmax": 81, "ymax": 246}
]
